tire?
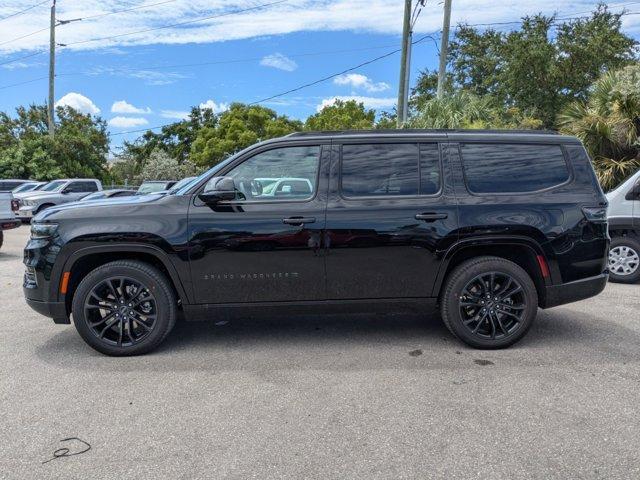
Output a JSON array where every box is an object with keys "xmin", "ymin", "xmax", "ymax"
[
  {"xmin": 72, "ymin": 260, "xmax": 177, "ymax": 356},
  {"xmin": 608, "ymin": 235, "xmax": 640, "ymax": 284},
  {"xmin": 440, "ymin": 256, "xmax": 538, "ymax": 349},
  {"xmin": 0, "ymin": 230, "xmax": 3, "ymax": 250}
]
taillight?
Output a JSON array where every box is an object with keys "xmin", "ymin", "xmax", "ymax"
[{"xmin": 582, "ymin": 206, "xmax": 608, "ymax": 223}]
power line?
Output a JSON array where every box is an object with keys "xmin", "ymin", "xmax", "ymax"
[
  {"xmin": 464, "ymin": 8, "xmax": 640, "ymax": 28},
  {"xmin": 0, "ymin": 76, "xmax": 48, "ymax": 90},
  {"xmin": 58, "ymin": 41, "xmax": 439, "ymax": 78},
  {"xmin": 0, "ymin": 0, "xmax": 49, "ymax": 23},
  {"xmin": 62, "ymin": 0, "xmax": 288, "ymax": 47},
  {"xmin": 0, "ymin": 26, "xmax": 49, "ymax": 47},
  {"xmin": 0, "ymin": 50, "xmax": 46, "ymax": 66},
  {"xmin": 110, "ymin": 34, "xmax": 435, "ymax": 137},
  {"xmin": 76, "ymin": 0, "xmax": 181, "ymax": 22}
]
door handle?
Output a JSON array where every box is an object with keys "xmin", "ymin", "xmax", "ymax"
[
  {"xmin": 415, "ymin": 212, "xmax": 448, "ymax": 222},
  {"xmin": 282, "ymin": 216, "xmax": 316, "ymax": 225}
]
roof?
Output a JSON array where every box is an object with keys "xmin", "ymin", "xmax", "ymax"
[{"xmin": 283, "ymin": 129, "xmax": 578, "ymax": 143}]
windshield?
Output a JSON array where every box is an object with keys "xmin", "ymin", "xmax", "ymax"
[
  {"xmin": 82, "ymin": 191, "xmax": 104, "ymax": 201},
  {"xmin": 137, "ymin": 182, "xmax": 170, "ymax": 195},
  {"xmin": 40, "ymin": 180, "xmax": 66, "ymax": 192},
  {"xmin": 169, "ymin": 177, "xmax": 196, "ymax": 193},
  {"xmin": 12, "ymin": 183, "xmax": 38, "ymax": 193}
]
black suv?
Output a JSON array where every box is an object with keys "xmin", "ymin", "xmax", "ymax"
[{"xmin": 24, "ymin": 130, "xmax": 609, "ymax": 355}]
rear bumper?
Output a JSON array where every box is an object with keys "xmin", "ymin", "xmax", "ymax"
[
  {"xmin": 0, "ymin": 219, "xmax": 20, "ymax": 230},
  {"xmin": 541, "ymin": 273, "xmax": 608, "ymax": 309},
  {"xmin": 24, "ymin": 297, "xmax": 70, "ymax": 324}
]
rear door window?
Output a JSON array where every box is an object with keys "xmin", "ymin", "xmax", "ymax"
[
  {"xmin": 460, "ymin": 143, "xmax": 570, "ymax": 194},
  {"xmin": 340, "ymin": 143, "xmax": 441, "ymax": 197}
]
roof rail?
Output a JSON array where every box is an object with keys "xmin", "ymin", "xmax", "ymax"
[{"xmin": 286, "ymin": 129, "xmax": 559, "ymax": 137}]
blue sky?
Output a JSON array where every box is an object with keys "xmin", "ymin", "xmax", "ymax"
[{"xmin": 1, "ymin": 0, "xmax": 640, "ymax": 150}]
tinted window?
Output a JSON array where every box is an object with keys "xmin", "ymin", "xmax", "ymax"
[
  {"xmin": 220, "ymin": 145, "xmax": 320, "ymax": 201},
  {"xmin": 68, "ymin": 181, "xmax": 98, "ymax": 193},
  {"xmin": 461, "ymin": 143, "xmax": 569, "ymax": 193},
  {"xmin": 0, "ymin": 181, "xmax": 22, "ymax": 191},
  {"xmin": 420, "ymin": 143, "xmax": 441, "ymax": 195},
  {"xmin": 341, "ymin": 143, "xmax": 441, "ymax": 197}
]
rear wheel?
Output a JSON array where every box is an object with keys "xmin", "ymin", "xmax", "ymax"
[
  {"xmin": 441, "ymin": 256, "xmax": 538, "ymax": 349},
  {"xmin": 608, "ymin": 236, "xmax": 640, "ymax": 284},
  {"xmin": 72, "ymin": 260, "xmax": 177, "ymax": 356}
]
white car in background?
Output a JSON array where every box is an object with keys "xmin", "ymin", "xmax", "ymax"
[{"xmin": 607, "ymin": 169, "xmax": 640, "ymax": 283}]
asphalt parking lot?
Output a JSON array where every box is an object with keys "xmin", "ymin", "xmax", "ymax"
[{"xmin": 1, "ymin": 225, "xmax": 639, "ymax": 479}]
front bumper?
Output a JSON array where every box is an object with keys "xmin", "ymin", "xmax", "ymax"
[
  {"xmin": 24, "ymin": 297, "xmax": 69, "ymax": 324},
  {"xmin": 541, "ymin": 272, "xmax": 609, "ymax": 309},
  {"xmin": 17, "ymin": 205, "xmax": 35, "ymax": 219}
]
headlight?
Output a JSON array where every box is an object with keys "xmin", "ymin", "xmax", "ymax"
[{"xmin": 30, "ymin": 223, "xmax": 58, "ymax": 239}]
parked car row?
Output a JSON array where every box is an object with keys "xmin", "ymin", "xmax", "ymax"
[{"xmin": 2, "ymin": 177, "xmax": 199, "ymax": 221}]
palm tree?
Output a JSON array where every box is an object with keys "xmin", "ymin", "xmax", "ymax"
[
  {"xmin": 408, "ymin": 91, "xmax": 543, "ymax": 130},
  {"xmin": 558, "ymin": 65, "xmax": 640, "ymax": 191}
]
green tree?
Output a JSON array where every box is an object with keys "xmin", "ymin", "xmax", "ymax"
[
  {"xmin": 412, "ymin": 4, "xmax": 637, "ymax": 128},
  {"xmin": 0, "ymin": 104, "xmax": 109, "ymax": 180},
  {"xmin": 409, "ymin": 91, "xmax": 543, "ymax": 130},
  {"xmin": 190, "ymin": 103, "xmax": 302, "ymax": 167},
  {"xmin": 559, "ymin": 64, "xmax": 640, "ymax": 190},
  {"xmin": 131, "ymin": 149, "xmax": 201, "ymax": 184},
  {"xmin": 304, "ymin": 100, "xmax": 376, "ymax": 130}
]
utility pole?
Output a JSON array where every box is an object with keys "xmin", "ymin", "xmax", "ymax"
[
  {"xmin": 48, "ymin": 0, "xmax": 56, "ymax": 137},
  {"xmin": 397, "ymin": 0, "xmax": 412, "ymax": 128},
  {"xmin": 437, "ymin": 0, "xmax": 452, "ymax": 99}
]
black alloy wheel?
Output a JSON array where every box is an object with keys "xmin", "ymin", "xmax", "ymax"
[
  {"xmin": 458, "ymin": 272, "xmax": 526, "ymax": 340},
  {"xmin": 72, "ymin": 260, "xmax": 176, "ymax": 356},
  {"xmin": 83, "ymin": 276, "xmax": 157, "ymax": 347},
  {"xmin": 441, "ymin": 256, "xmax": 538, "ymax": 349}
]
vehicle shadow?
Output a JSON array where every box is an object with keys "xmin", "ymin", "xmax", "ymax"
[
  {"xmin": 34, "ymin": 307, "xmax": 640, "ymax": 373},
  {"xmin": 0, "ymin": 251, "xmax": 20, "ymax": 262}
]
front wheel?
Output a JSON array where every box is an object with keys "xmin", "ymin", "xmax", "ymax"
[
  {"xmin": 608, "ymin": 236, "xmax": 640, "ymax": 284},
  {"xmin": 440, "ymin": 256, "xmax": 538, "ymax": 349},
  {"xmin": 72, "ymin": 260, "xmax": 177, "ymax": 356}
]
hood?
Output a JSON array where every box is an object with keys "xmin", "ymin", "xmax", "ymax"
[
  {"xmin": 15, "ymin": 190, "xmax": 60, "ymax": 200},
  {"xmin": 36, "ymin": 193, "xmax": 164, "ymax": 221},
  {"xmin": 606, "ymin": 169, "xmax": 640, "ymax": 202}
]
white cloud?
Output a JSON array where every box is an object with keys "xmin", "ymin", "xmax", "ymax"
[
  {"xmin": 160, "ymin": 110, "xmax": 190, "ymax": 120},
  {"xmin": 55, "ymin": 92, "xmax": 100, "ymax": 115},
  {"xmin": 317, "ymin": 96, "xmax": 396, "ymax": 112},
  {"xmin": 199, "ymin": 100, "xmax": 229, "ymax": 113},
  {"xmin": 108, "ymin": 116, "xmax": 149, "ymax": 128},
  {"xmin": 111, "ymin": 100, "xmax": 151, "ymax": 114},
  {"xmin": 3, "ymin": 0, "xmax": 634, "ymax": 55},
  {"xmin": 260, "ymin": 53, "xmax": 298, "ymax": 72},
  {"xmin": 334, "ymin": 73, "xmax": 390, "ymax": 93}
]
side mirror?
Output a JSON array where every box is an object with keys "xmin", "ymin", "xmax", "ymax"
[
  {"xmin": 61, "ymin": 187, "xmax": 71, "ymax": 194},
  {"xmin": 198, "ymin": 176, "xmax": 236, "ymax": 204}
]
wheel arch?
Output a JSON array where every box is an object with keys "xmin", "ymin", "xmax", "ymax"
[
  {"xmin": 432, "ymin": 236, "xmax": 552, "ymax": 306},
  {"xmin": 59, "ymin": 245, "xmax": 190, "ymax": 315}
]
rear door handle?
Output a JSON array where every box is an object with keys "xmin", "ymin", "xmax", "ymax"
[
  {"xmin": 283, "ymin": 216, "xmax": 316, "ymax": 225},
  {"xmin": 415, "ymin": 212, "xmax": 448, "ymax": 222}
]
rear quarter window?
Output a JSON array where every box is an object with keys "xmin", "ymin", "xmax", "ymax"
[{"xmin": 460, "ymin": 143, "xmax": 570, "ymax": 194}]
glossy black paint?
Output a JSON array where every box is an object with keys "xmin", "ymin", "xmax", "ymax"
[{"xmin": 23, "ymin": 130, "xmax": 609, "ymax": 323}]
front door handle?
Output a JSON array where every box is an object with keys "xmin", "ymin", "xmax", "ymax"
[
  {"xmin": 415, "ymin": 212, "xmax": 448, "ymax": 222},
  {"xmin": 283, "ymin": 216, "xmax": 316, "ymax": 226}
]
